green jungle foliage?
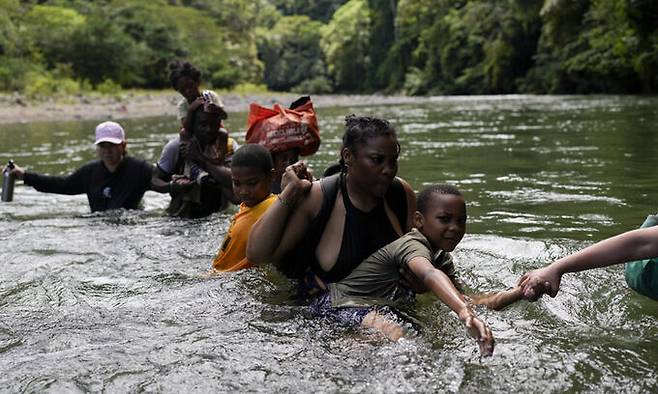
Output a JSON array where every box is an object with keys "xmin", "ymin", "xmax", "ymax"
[
  {"xmin": 270, "ymin": 0, "xmax": 348, "ymax": 22},
  {"xmin": 0, "ymin": 0, "xmax": 656, "ymax": 96}
]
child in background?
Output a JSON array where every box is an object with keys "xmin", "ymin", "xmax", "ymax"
[
  {"xmin": 168, "ymin": 60, "xmax": 228, "ymax": 138},
  {"xmin": 154, "ymin": 102, "xmax": 236, "ymax": 218},
  {"xmin": 269, "ymin": 96, "xmax": 315, "ymax": 193},
  {"xmin": 317, "ymin": 184, "xmax": 495, "ymax": 356},
  {"xmin": 160, "ymin": 61, "xmax": 238, "ymax": 217},
  {"xmin": 270, "ymin": 147, "xmax": 301, "ymax": 194},
  {"xmin": 212, "ymin": 144, "xmax": 277, "ymax": 272}
]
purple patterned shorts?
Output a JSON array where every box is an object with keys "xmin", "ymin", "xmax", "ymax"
[{"xmin": 310, "ymin": 292, "xmax": 374, "ymax": 327}]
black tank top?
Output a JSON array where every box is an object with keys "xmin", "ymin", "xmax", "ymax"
[{"xmin": 279, "ymin": 173, "xmax": 407, "ymax": 282}]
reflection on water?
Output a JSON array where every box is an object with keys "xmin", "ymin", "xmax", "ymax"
[{"xmin": 1, "ymin": 95, "xmax": 657, "ymax": 392}]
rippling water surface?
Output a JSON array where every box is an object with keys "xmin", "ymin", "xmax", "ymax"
[{"xmin": 1, "ymin": 95, "xmax": 657, "ymax": 392}]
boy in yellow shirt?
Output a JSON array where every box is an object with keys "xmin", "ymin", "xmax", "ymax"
[{"xmin": 212, "ymin": 144, "xmax": 277, "ymax": 272}]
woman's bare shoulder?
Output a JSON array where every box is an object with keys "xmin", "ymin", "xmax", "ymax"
[
  {"xmin": 395, "ymin": 176, "xmax": 417, "ymax": 231},
  {"xmin": 297, "ymin": 179, "xmax": 325, "ymax": 216},
  {"xmin": 395, "ymin": 176, "xmax": 414, "ymax": 193}
]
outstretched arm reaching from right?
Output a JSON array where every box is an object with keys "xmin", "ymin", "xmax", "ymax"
[{"xmin": 519, "ymin": 226, "xmax": 658, "ymax": 300}]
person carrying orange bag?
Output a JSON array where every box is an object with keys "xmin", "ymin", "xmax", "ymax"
[{"xmin": 246, "ymin": 96, "xmax": 320, "ymax": 193}]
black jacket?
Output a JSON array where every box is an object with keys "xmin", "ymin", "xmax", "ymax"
[{"xmin": 23, "ymin": 156, "xmax": 152, "ymax": 212}]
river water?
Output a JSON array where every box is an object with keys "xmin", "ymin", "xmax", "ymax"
[{"xmin": 0, "ymin": 95, "xmax": 656, "ymax": 392}]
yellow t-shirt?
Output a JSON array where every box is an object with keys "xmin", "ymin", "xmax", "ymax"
[{"xmin": 212, "ymin": 194, "xmax": 277, "ymax": 272}]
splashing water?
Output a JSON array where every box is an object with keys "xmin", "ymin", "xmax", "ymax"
[{"xmin": 1, "ymin": 95, "xmax": 657, "ymax": 392}]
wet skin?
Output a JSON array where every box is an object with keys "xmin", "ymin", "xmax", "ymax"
[
  {"xmin": 415, "ymin": 193, "xmax": 467, "ymax": 253},
  {"xmin": 231, "ymin": 166, "xmax": 273, "ymax": 207},
  {"xmin": 342, "ymin": 134, "xmax": 399, "ymax": 205},
  {"xmin": 191, "ymin": 111, "xmax": 221, "ymax": 146}
]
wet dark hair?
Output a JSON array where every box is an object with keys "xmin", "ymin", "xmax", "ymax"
[
  {"xmin": 168, "ymin": 60, "xmax": 201, "ymax": 88},
  {"xmin": 324, "ymin": 115, "xmax": 399, "ymax": 176},
  {"xmin": 231, "ymin": 144, "xmax": 273, "ymax": 175},
  {"xmin": 416, "ymin": 184, "xmax": 463, "ymax": 214}
]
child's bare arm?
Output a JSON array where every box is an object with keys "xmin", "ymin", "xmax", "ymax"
[
  {"xmin": 407, "ymin": 256, "xmax": 494, "ymax": 356},
  {"xmin": 470, "ymin": 287, "xmax": 523, "ymax": 311}
]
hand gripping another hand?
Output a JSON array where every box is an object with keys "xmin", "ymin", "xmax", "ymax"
[
  {"xmin": 279, "ymin": 161, "xmax": 313, "ymax": 207},
  {"xmin": 517, "ymin": 267, "xmax": 560, "ymax": 301}
]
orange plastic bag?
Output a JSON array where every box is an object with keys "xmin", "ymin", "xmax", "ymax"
[{"xmin": 245, "ymin": 98, "xmax": 320, "ymax": 156}]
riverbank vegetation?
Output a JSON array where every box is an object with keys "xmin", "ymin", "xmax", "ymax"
[{"xmin": 1, "ymin": 0, "xmax": 656, "ymax": 98}]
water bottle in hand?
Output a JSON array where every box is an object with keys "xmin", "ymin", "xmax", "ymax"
[{"xmin": 2, "ymin": 160, "xmax": 16, "ymax": 202}]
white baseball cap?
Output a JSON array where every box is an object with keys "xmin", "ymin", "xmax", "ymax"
[{"xmin": 95, "ymin": 121, "xmax": 125, "ymax": 145}]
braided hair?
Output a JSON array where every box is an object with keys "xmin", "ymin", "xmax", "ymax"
[{"xmin": 324, "ymin": 115, "xmax": 400, "ymax": 176}]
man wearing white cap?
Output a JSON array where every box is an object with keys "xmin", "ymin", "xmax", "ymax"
[{"xmin": 6, "ymin": 121, "xmax": 153, "ymax": 212}]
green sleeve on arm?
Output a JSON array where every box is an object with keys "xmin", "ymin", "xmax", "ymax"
[
  {"xmin": 624, "ymin": 214, "xmax": 658, "ymax": 300},
  {"xmin": 435, "ymin": 252, "xmax": 458, "ymax": 282},
  {"xmin": 395, "ymin": 238, "xmax": 433, "ymax": 271}
]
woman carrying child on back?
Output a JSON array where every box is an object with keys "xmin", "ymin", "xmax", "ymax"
[{"xmin": 166, "ymin": 60, "xmax": 238, "ymax": 202}]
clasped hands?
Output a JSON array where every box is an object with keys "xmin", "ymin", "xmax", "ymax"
[
  {"xmin": 279, "ymin": 161, "xmax": 313, "ymax": 207},
  {"xmin": 517, "ymin": 266, "xmax": 560, "ymax": 301}
]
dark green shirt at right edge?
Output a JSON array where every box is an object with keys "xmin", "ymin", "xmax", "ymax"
[{"xmin": 625, "ymin": 214, "xmax": 658, "ymax": 301}]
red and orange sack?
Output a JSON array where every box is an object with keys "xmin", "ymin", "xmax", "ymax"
[{"xmin": 245, "ymin": 96, "xmax": 320, "ymax": 156}]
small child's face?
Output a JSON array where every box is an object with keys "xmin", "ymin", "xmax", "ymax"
[
  {"xmin": 231, "ymin": 166, "xmax": 273, "ymax": 207},
  {"xmin": 415, "ymin": 193, "xmax": 466, "ymax": 252},
  {"xmin": 175, "ymin": 76, "xmax": 200, "ymax": 101}
]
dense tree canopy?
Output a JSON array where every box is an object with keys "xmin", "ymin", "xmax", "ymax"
[
  {"xmin": 0, "ymin": 0, "xmax": 656, "ymax": 96},
  {"xmin": 258, "ymin": 15, "xmax": 329, "ymax": 92}
]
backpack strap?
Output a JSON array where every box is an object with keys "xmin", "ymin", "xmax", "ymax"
[
  {"xmin": 320, "ymin": 173, "xmax": 406, "ymax": 232},
  {"xmin": 319, "ymin": 173, "xmax": 341, "ymax": 217},
  {"xmin": 385, "ymin": 177, "xmax": 408, "ymax": 231}
]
